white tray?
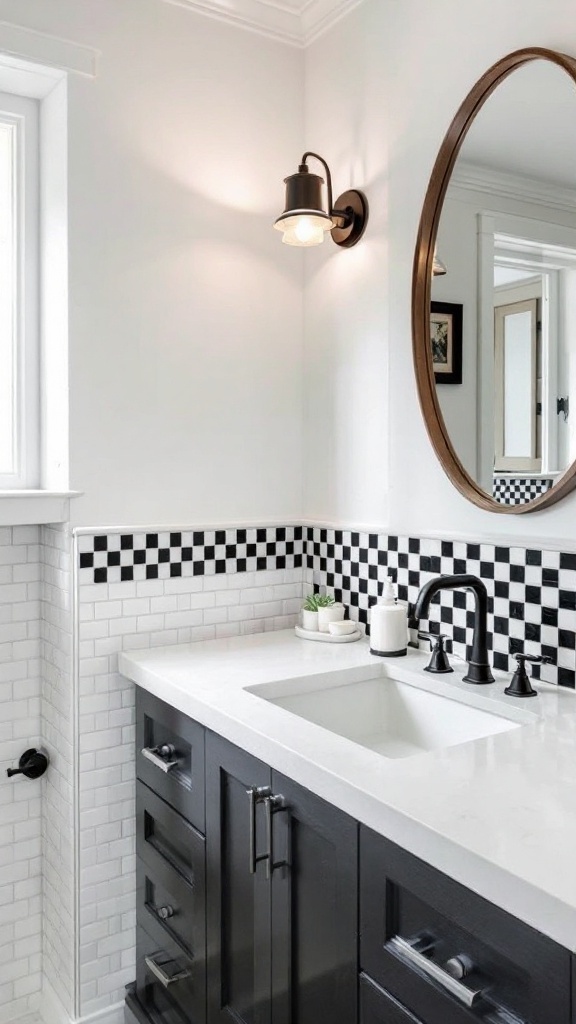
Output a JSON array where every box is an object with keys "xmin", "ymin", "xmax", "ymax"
[{"xmin": 294, "ymin": 625, "xmax": 363, "ymax": 644}]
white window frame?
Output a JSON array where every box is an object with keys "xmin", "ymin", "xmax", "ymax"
[{"xmin": 0, "ymin": 91, "xmax": 39, "ymax": 488}]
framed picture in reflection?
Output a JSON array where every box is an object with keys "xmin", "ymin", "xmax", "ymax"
[{"xmin": 430, "ymin": 301, "xmax": 462, "ymax": 384}]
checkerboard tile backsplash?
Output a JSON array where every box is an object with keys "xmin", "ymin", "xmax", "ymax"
[
  {"xmin": 79, "ymin": 524, "xmax": 576, "ymax": 688},
  {"xmin": 78, "ymin": 526, "xmax": 304, "ymax": 584},
  {"xmin": 304, "ymin": 527, "xmax": 576, "ymax": 689},
  {"xmin": 492, "ymin": 477, "xmax": 554, "ymax": 505}
]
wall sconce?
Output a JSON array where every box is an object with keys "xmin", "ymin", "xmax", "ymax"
[
  {"xmin": 432, "ymin": 249, "xmax": 447, "ymax": 276},
  {"xmin": 274, "ymin": 152, "xmax": 368, "ymax": 248}
]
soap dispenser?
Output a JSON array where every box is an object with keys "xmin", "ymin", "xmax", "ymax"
[{"xmin": 370, "ymin": 577, "xmax": 408, "ymax": 657}]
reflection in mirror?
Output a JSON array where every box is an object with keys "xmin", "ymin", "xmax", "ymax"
[{"xmin": 432, "ymin": 59, "xmax": 576, "ymax": 506}]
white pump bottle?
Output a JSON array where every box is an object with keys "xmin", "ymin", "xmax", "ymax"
[{"xmin": 369, "ymin": 576, "xmax": 408, "ymax": 657}]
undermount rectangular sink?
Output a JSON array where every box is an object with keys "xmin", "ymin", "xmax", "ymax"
[{"xmin": 247, "ymin": 672, "xmax": 522, "ymax": 759}]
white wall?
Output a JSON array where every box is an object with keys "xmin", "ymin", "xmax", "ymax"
[
  {"xmin": 0, "ymin": 0, "xmax": 304, "ymax": 528},
  {"xmin": 304, "ymin": 0, "xmax": 576, "ymax": 544}
]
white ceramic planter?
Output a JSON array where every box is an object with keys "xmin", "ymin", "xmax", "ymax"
[
  {"xmin": 317, "ymin": 604, "xmax": 345, "ymax": 633},
  {"xmin": 302, "ymin": 609, "xmax": 319, "ymax": 631}
]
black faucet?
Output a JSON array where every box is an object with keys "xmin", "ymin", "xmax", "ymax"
[{"xmin": 412, "ymin": 574, "xmax": 494, "ymax": 685}]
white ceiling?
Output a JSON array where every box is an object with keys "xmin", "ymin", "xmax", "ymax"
[{"xmin": 160, "ymin": 0, "xmax": 363, "ymax": 46}]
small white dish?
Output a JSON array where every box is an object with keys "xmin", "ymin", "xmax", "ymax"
[
  {"xmin": 328, "ymin": 620, "xmax": 357, "ymax": 636},
  {"xmin": 294, "ymin": 625, "xmax": 362, "ymax": 644}
]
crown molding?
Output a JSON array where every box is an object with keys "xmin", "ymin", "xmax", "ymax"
[
  {"xmin": 160, "ymin": 0, "xmax": 362, "ymax": 46},
  {"xmin": 449, "ymin": 160, "xmax": 576, "ymax": 215},
  {"xmin": 0, "ymin": 20, "xmax": 99, "ymax": 77},
  {"xmin": 301, "ymin": 0, "xmax": 364, "ymax": 45}
]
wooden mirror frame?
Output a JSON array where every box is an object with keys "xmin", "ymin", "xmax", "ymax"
[{"xmin": 412, "ymin": 47, "xmax": 576, "ymax": 514}]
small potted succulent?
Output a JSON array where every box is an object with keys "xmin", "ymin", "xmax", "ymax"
[
  {"xmin": 302, "ymin": 592, "xmax": 322, "ymax": 631},
  {"xmin": 302, "ymin": 593, "xmax": 345, "ymax": 633}
]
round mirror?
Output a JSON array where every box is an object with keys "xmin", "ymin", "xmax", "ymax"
[{"xmin": 412, "ymin": 48, "xmax": 576, "ymax": 512}]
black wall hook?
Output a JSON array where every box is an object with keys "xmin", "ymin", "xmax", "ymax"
[
  {"xmin": 6, "ymin": 748, "xmax": 49, "ymax": 780},
  {"xmin": 557, "ymin": 396, "xmax": 569, "ymax": 421}
]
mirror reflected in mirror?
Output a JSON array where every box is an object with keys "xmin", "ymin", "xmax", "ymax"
[{"xmin": 413, "ymin": 49, "xmax": 576, "ymax": 513}]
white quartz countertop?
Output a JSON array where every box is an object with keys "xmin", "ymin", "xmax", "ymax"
[{"xmin": 119, "ymin": 629, "xmax": 576, "ymax": 951}]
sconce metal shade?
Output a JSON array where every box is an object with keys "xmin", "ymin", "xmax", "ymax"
[
  {"xmin": 274, "ymin": 154, "xmax": 368, "ymax": 248},
  {"xmin": 432, "ymin": 250, "xmax": 447, "ymax": 276},
  {"xmin": 274, "ymin": 165, "xmax": 334, "ymax": 246}
]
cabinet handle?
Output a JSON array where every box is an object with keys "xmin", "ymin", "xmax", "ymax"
[
  {"xmin": 387, "ymin": 935, "xmax": 485, "ymax": 1009},
  {"xmin": 264, "ymin": 793, "xmax": 288, "ymax": 879},
  {"xmin": 145, "ymin": 955, "xmax": 190, "ymax": 988},
  {"xmin": 246, "ymin": 785, "xmax": 271, "ymax": 874},
  {"xmin": 141, "ymin": 744, "xmax": 179, "ymax": 773}
]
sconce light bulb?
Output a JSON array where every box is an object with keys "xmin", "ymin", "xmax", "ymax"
[
  {"xmin": 286, "ymin": 216, "xmax": 325, "ymax": 246},
  {"xmin": 274, "ymin": 212, "xmax": 333, "ymax": 247}
]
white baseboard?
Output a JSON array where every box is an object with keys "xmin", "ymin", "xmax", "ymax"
[
  {"xmin": 76, "ymin": 1007, "xmax": 123, "ymax": 1024},
  {"xmin": 41, "ymin": 981, "xmax": 124, "ymax": 1024}
]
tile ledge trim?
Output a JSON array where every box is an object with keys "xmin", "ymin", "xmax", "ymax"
[
  {"xmin": 72, "ymin": 518, "xmax": 302, "ymax": 535},
  {"xmin": 72, "ymin": 518, "xmax": 576, "ymax": 554}
]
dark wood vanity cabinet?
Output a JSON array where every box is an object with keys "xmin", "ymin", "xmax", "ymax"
[
  {"xmin": 128, "ymin": 689, "xmax": 357, "ymax": 1024},
  {"xmin": 360, "ymin": 827, "xmax": 572, "ymax": 1024},
  {"xmin": 205, "ymin": 731, "xmax": 358, "ymax": 1024},
  {"xmin": 127, "ymin": 688, "xmax": 575, "ymax": 1024}
]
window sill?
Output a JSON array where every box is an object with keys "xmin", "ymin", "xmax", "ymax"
[{"xmin": 0, "ymin": 489, "xmax": 80, "ymax": 525}]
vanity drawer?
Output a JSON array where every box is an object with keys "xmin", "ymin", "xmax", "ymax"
[
  {"xmin": 137, "ymin": 780, "xmax": 205, "ymax": 891},
  {"xmin": 137, "ymin": 850, "xmax": 205, "ymax": 966},
  {"xmin": 360, "ymin": 973, "xmax": 423, "ymax": 1024},
  {"xmin": 136, "ymin": 687, "xmax": 205, "ymax": 832},
  {"xmin": 360, "ymin": 826, "xmax": 571, "ymax": 1024},
  {"xmin": 136, "ymin": 921, "xmax": 203, "ymax": 1024}
]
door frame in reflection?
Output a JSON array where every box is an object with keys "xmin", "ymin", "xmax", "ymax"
[
  {"xmin": 477, "ymin": 212, "xmax": 576, "ymax": 494},
  {"xmin": 494, "ymin": 294, "xmax": 540, "ymax": 472}
]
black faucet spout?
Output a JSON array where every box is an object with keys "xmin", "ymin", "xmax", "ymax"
[{"xmin": 413, "ymin": 574, "xmax": 494, "ymax": 685}]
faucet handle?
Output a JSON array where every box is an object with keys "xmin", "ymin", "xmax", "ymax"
[
  {"xmin": 513, "ymin": 653, "xmax": 552, "ymax": 666},
  {"xmin": 418, "ymin": 632, "xmax": 454, "ymax": 675},
  {"xmin": 505, "ymin": 653, "xmax": 552, "ymax": 698},
  {"xmin": 418, "ymin": 630, "xmax": 452, "ymax": 649}
]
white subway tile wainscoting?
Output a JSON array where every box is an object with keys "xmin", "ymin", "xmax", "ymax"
[
  {"xmin": 74, "ymin": 525, "xmax": 304, "ymax": 1019},
  {"xmin": 0, "ymin": 527, "xmax": 42, "ymax": 1024}
]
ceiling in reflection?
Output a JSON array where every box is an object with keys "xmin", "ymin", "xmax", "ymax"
[{"xmin": 460, "ymin": 60, "xmax": 576, "ymax": 189}]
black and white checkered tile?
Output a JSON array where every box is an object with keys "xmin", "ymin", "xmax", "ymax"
[
  {"xmin": 305, "ymin": 528, "xmax": 576, "ymax": 689},
  {"xmin": 78, "ymin": 523, "xmax": 576, "ymax": 688},
  {"xmin": 492, "ymin": 477, "xmax": 553, "ymax": 505},
  {"xmin": 78, "ymin": 526, "xmax": 303, "ymax": 584}
]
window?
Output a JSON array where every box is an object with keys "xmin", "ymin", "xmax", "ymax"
[{"xmin": 0, "ymin": 91, "xmax": 39, "ymax": 488}]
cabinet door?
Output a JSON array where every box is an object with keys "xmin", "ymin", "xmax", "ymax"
[
  {"xmin": 270, "ymin": 771, "xmax": 358, "ymax": 1024},
  {"xmin": 206, "ymin": 732, "xmax": 272, "ymax": 1024}
]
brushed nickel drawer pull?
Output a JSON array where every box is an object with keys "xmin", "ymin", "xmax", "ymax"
[
  {"xmin": 145, "ymin": 955, "xmax": 190, "ymax": 988},
  {"xmin": 142, "ymin": 744, "xmax": 179, "ymax": 773},
  {"xmin": 387, "ymin": 935, "xmax": 484, "ymax": 1009},
  {"xmin": 246, "ymin": 785, "xmax": 271, "ymax": 874},
  {"xmin": 264, "ymin": 792, "xmax": 288, "ymax": 879}
]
